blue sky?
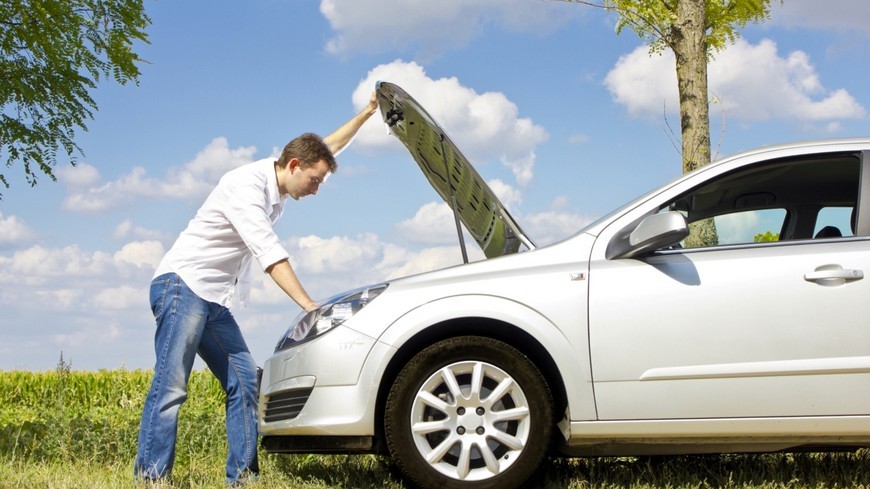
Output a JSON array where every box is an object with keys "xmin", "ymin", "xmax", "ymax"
[{"xmin": 2, "ymin": 0, "xmax": 868, "ymax": 370}]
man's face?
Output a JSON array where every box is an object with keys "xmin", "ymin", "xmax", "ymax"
[{"xmin": 281, "ymin": 159, "xmax": 330, "ymax": 200}]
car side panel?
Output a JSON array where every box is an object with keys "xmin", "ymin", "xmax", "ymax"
[{"xmin": 373, "ymin": 285, "xmax": 597, "ymax": 420}]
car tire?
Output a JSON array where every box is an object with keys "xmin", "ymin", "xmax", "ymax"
[{"xmin": 384, "ymin": 335, "xmax": 553, "ymax": 489}]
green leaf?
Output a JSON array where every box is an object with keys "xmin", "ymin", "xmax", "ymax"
[{"xmin": 0, "ymin": 0, "xmax": 151, "ymax": 193}]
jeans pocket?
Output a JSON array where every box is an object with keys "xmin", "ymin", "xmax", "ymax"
[{"xmin": 149, "ymin": 273, "xmax": 175, "ymax": 317}]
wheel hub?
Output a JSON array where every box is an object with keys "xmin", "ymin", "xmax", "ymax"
[
  {"xmin": 409, "ymin": 360, "xmax": 532, "ymax": 481},
  {"xmin": 456, "ymin": 405, "xmax": 486, "ymax": 435}
]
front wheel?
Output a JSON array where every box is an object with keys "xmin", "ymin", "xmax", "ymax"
[{"xmin": 384, "ymin": 336, "xmax": 554, "ymax": 489}]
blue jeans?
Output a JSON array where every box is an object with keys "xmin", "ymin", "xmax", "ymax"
[{"xmin": 135, "ymin": 273, "xmax": 260, "ymax": 484}]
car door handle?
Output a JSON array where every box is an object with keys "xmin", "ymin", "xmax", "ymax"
[{"xmin": 804, "ymin": 268, "xmax": 864, "ymax": 286}]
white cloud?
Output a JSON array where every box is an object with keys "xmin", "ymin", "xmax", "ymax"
[
  {"xmin": 524, "ymin": 209, "xmax": 596, "ymax": 246},
  {"xmin": 51, "ymin": 322, "xmax": 118, "ymax": 343},
  {"xmin": 320, "ymin": 0, "xmax": 576, "ymax": 58},
  {"xmin": 279, "ymin": 232, "xmax": 475, "ymax": 288},
  {"xmin": 41, "ymin": 288, "xmax": 84, "ymax": 310},
  {"xmin": 0, "ymin": 212, "xmax": 37, "ymax": 247},
  {"xmin": 60, "ymin": 137, "xmax": 258, "ymax": 213},
  {"xmin": 3, "ymin": 245, "xmax": 113, "ymax": 284},
  {"xmin": 112, "ymin": 219, "xmax": 173, "ymax": 243},
  {"xmin": 0, "ymin": 238, "xmax": 154, "ymax": 368},
  {"xmin": 162, "ymin": 137, "xmax": 257, "ymax": 195},
  {"xmin": 113, "ymin": 240, "xmax": 165, "ymax": 269},
  {"xmin": 272, "ymin": 232, "xmax": 474, "ymax": 303},
  {"xmin": 603, "ymin": 49, "xmax": 674, "ymax": 118},
  {"xmin": 252, "ymin": 233, "xmax": 439, "ymax": 302},
  {"xmin": 769, "ymin": 0, "xmax": 870, "ymax": 35},
  {"xmin": 92, "ymin": 284, "xmax": 143, "ymax": 310},
  {"xmin": 396, "ymin": 202, "xmax": 457, "ymax": 245},
  {"xmin": 292, "ymin": 233, "xmax": 384, "ymax": 274},
  {"xmin": 395, "ymin": 178, "xmax": 524, "ymax": 246},
  {"xmin": 487, "ymin": 178, "xmax": 522, "ymax": 209},
  {"xmin": 0, "ymin": 243, "xmax": 156, "ymax": 301},
  {"xmin": 0, "ymin": 241, "xmax": 157, "ymax": 369},
  {"xmin": 604, "ymin": 38, "xmax": 865, "ymax": 124},
  {"xmin": 60, "ymin": 162, "xmax": 101, "ymax": 187},
  {"xmin": 0, "ymin": 228, "xmax": 479, "ymax": 369},
  {"xmin": 569, "ymin": 133, "xmax": 591, "ymax": 145},
  {"xmin": 354, "ymin": 60, "xmax": 548, "ymax": 186},
  {"xmin": 386, "ymin": 246, "xmax": 472, "ymax": 278},
  {"xmin": 234, "ymin": 311, "xmax": 286, "ymax": 335}
]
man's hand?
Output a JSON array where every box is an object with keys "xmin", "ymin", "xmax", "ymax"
[{"xmin": 365, "ymin": 90, "xmax": 378, "ymax": 115}]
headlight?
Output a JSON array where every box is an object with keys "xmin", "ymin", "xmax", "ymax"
[{"xmin": 274, "ymin": 283, "xmax": 389, "ymax": 352}]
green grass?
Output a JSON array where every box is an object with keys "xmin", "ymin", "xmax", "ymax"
[
  {"xmin": 3, "ymin": 452, "xmax": 870, "ymax": 488},
  {"xmin": 2, "ymin": 368, "xmax": 870, "ymax": 488}
]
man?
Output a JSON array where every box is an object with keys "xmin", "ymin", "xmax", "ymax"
[{"xmin": 134, "ymin": 93, "xmax": 379, "ymax": 484}]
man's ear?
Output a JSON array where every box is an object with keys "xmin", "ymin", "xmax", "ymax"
[{"xmin": 287, "ymin": 158, "xmax": 301, "ymax": 172}]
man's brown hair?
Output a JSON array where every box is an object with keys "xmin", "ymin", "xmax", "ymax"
[{"xmin": 275, "ymin": 133, "xmax": 337, "ymax": 172}]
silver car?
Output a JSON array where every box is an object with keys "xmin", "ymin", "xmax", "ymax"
[{"xmin": 258, "ymin": 82, "xmax": 870, "ymax": 489}]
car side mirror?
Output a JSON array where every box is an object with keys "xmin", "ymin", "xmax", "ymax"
[{"xmin": 605, "ymin": 211, "xmax": 689, "ymax": 260}]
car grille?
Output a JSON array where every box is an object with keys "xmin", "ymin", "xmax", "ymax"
[{"xmin": 264, "ymin": 387, "xmax": 313, "ymax": 423}]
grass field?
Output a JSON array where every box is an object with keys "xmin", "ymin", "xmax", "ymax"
[{"xmin": 2, "ymin": 366, "xmax": 869, "ymax": 488}]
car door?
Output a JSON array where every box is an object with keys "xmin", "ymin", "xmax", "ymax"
[{"xmin": 587, "ymin": 150, "xmax": 870, "ymax": 420}]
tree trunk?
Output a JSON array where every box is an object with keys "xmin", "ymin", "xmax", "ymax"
[{"xmin": 672, "ymin": 0, "xmax": 716, "ymax": 247}]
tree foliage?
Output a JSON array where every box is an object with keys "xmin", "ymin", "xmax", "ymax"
[
  {"xmin": 600, "ymin": 0, "xmax": 773, "ymax": 56},
  {"xmin": 753, "ymin": 230, "xmax": 780, "ymax": 242},
  {"xmin": 0, "ymin": 0, "xmax": 150, "ymax": 191}
]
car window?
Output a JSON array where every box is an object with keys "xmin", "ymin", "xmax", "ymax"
[
  {"xmin": 713, "ymin": 208, "xmax": 787, "ymax": 244},
  {"xmin": 813, "ymin": 206, "xmax": 854, "ymax": 238},
  {"xmin": 661, "ymin": 154, "xmax": 860, "ymax": 249}
]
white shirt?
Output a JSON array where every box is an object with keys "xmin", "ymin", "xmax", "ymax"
[{"xmin": 154, "ymin": 157, "xmax": 290, "ymax": 307}]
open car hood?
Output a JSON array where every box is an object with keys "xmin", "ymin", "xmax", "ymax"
[{"xmin": 376, "ymin": 81, "xmax": 535, "ymax": 259}]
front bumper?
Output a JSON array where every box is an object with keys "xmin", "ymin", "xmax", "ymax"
[
  {"xmin": 262, "ymin": 434, "xmax": 379, "ymax": 454},
  {"xmin": 258, "ymin": 324, "xmax": 396, "ymax": 443}
]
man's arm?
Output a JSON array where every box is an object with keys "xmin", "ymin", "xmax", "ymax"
[
  {"xmin": 323, "ymin": 91, "xmax": 378, "ymax": 156},
  {"xmin": 267, "ymin": 259, "xmax": 317, "ymax": 312}
]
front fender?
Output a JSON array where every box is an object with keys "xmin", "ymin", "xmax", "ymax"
[{"xmin": 375, "ymin": 293, "xmax": 596, "ymax": 421}]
